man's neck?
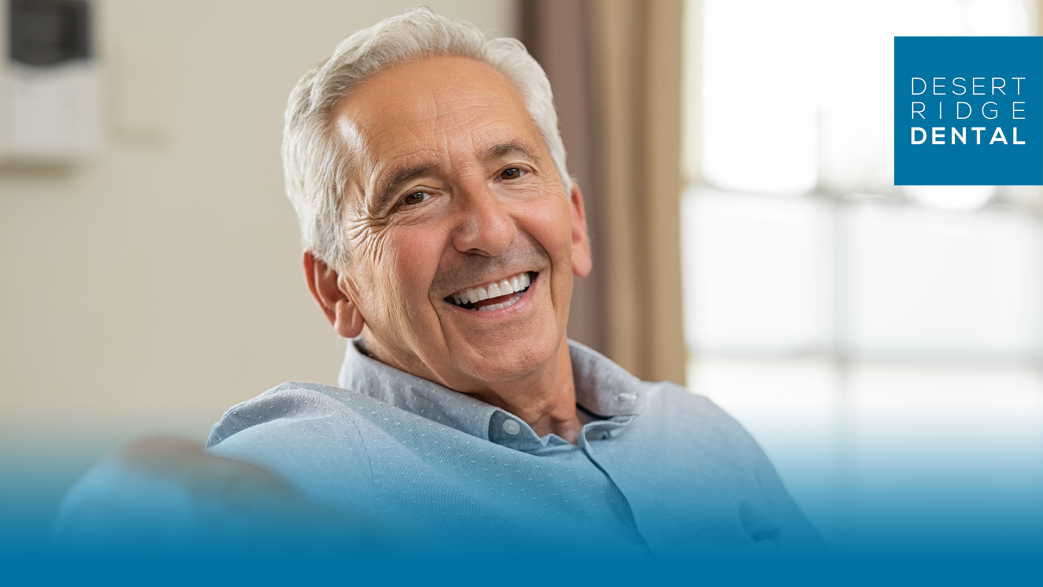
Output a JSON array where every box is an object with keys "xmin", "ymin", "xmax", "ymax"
[{"xmin": 465, "ymin": 341, "xmax": 583, "ymax": 444}]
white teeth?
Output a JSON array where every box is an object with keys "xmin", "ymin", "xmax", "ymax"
[
  {"xmin": 449, "ymin": 272, "xmax": 532, "ymax": 308},
  {"xmin": 476, "ymin": 292, "xmax": 523, "ymax": 312}
]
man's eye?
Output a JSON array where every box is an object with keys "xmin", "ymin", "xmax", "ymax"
[
  {"xmin": 500, "ymin": 167, "xmax": 524, "ymax": 180},
  {"xmin": 401, "ymin": 191, "xmax": 430, "ymax": 206}
]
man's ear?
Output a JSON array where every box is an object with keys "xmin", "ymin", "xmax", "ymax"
[
  {"xmin": 569, "ymin": 184, "xmax": 592, "ymax": 277},
  {"xmin": 303, "ymin": 252, "xmax": 365, "ymax": 338}
]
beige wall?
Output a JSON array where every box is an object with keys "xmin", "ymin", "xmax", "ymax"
[{"xmin": 0, "ymin": 1, "xmax": 518, "ymax": 464}]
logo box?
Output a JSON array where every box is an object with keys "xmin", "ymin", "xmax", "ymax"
[{"xmin": 894, "ymin": 36, "xmax": 1042, "ymax": 185}]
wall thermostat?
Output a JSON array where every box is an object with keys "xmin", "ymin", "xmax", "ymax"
[{"xmin": 0, "ymin": 0, "xmax": 101, "ymax": 163}]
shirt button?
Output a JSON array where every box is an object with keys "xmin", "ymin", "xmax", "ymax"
[{"xmin": 502, "ymin": 419, "xmax": 521, "ymax": 435}]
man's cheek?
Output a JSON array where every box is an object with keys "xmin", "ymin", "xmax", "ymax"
[
  {"xmin": 390, "ymin": 248, "xmax": 437, "ymax": 310},
  {"xmin": 528, "ymin": 219, "xmax": 573, "ymax": 263}
]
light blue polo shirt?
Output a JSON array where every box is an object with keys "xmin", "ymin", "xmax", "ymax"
[{"xmin": 206, "ymin": 341, "xmax": 821, "ymax": 559}]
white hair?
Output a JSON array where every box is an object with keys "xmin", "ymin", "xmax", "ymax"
[{"xmin": 282, "ymin": 7, "xmax": 571, "ymax": 269}]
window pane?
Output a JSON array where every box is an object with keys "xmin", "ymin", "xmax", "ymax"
[
  {"xmin": 701, "ymin": 0, "xmax": 818, "ymax": 194},
  {"xmin": 683, "ymin": 189, "xmax": 832, "ymax": 352},
  {"xmin": 847, "ymin": 204, "xmax": 1043, "ymax": 357}
]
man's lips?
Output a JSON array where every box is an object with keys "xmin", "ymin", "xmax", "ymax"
[{"xmin": 444, "ymin": 271, "xmax": 534, "ymax": 311}]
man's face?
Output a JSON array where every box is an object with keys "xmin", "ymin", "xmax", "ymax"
[{"xmin": 332, "ymin": 55, "xmax": 591, "ymax": 394}]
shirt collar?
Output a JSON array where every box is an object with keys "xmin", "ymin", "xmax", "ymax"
[{"xmin": 337, "ymin": 339, "xmax": 647, "ymax": 450}]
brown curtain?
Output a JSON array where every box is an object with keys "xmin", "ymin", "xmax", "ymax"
[{"xmin": 522, "ymin": 0, "xmax": 686, "ymax": 384}]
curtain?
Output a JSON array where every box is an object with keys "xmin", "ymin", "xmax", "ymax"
[{"xmin": 521, "ymin": 0, "xmax": 686, "ymax": 384}]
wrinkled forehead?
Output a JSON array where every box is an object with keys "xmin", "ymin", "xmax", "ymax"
[{"xmin": 330, "ymin": 56, "xmax": 547, "ymax": 207}]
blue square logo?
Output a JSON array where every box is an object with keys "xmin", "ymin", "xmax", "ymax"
[{"xmin": 894, "ymin": 37, "xmax": 1042, "ymax": 185}]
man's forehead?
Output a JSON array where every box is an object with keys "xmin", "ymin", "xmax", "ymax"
[{"xmin": 332, "ymin": 56, "xmax": 543, "ymax": 181}]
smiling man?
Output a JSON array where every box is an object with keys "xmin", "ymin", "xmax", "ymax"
[
  {"xmin": 305, "ymin": 51, "xmax": 592, "ymax": 444},
  {"xmin": 57, "ymin": 8, "xmax": 821, "ymax": 561}
]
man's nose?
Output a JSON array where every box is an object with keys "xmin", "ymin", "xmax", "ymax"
[{"xmin": 450, "ymin": 180, "xmax": 517, "ymax": 257}]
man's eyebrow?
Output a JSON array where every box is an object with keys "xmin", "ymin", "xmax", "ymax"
[
  {"xmin": 372, "ymin": 163, "xmax": 438, "ymax": 213},
  {"xmin": 483, "ymin": 142, "xmax": 541, "ymax": 162}
]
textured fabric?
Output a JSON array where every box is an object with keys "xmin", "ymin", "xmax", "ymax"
[{"xmin": 206, "ymin": 341, "xmax": 821, "ymax": 558}]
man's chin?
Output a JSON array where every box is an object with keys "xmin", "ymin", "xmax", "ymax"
[{"xmin": 445, "ymin": 335, "xmax": 567, "ymax": 388}]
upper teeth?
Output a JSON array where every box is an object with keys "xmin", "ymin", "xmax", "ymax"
[{"xmin": 450, "ymin": 272, "xmax": 531, "ymax": 306}]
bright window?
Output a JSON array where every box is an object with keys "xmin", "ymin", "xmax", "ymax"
[{"xmin": 683, "ymin": 0, "xmax": 1043, "ymax": 549}]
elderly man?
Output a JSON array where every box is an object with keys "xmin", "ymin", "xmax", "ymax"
[{"xmin": 58, "ymin": 8, "xmax": 820, "ymax": 561}]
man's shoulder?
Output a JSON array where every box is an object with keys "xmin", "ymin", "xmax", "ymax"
[
  {"xmin": 205, "ymin": 381, "xmax": 379, "ymax": 448},
  {"xmin": 632, "ymin": 381, "xmax": 781, "ymax": 480},
  {"xmin": 203, "ymin": 381, "xmax": 420, "ymax": 511},
  {"xmin": 643, "ymin": 381, "xmax": 758, "ymax": 443}
]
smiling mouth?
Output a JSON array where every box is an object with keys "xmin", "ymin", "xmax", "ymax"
[{"xmin": 445, "ymin": 272, "xmax": 534, "ymax": 312}]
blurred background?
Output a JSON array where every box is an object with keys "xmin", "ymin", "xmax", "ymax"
[{"xmin": 2, "ymin": 0, "xmax": 1041, "ymax": 556}]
